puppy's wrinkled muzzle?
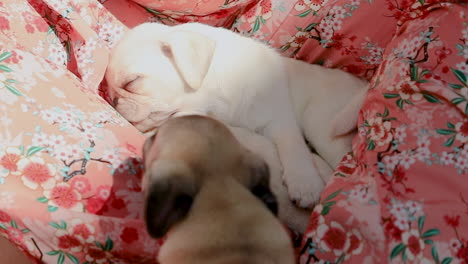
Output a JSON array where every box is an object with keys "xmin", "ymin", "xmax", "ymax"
[
  {"xmin": 145, "ymin": 180, "xmax": 194, "ymax": 238},
  {"xmin": 251, "ymin": 184, "xmax": 278, "ymax": 216}
]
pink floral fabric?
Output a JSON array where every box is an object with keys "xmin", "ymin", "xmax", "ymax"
[{"xmin": 0, "ymin": 0, "xmax": 467, "ymax": 263}]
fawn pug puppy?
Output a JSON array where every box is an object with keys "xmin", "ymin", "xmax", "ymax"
[
  {"xmin": 142, "ymin": 115, "xmax": 295, "ymax": 264},
  {"xmin": 106, "ymin": 22, "xmax": 368, "ymax": 208}
]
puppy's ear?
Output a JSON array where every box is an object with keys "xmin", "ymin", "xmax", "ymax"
[
  {"xmin": 144, "ymin": 160, "xmax": 197, "ymax": 238},
  {"xmin": 161, "ymin": 31, "xmax": 216, "ymax": 91},
  {"xmin": 245, "ymin": 153, "xmax": 278, "ymax": 216}
]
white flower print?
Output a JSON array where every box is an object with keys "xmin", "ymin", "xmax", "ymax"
[
  {"xmin": 0, "ymin": 191, "xmax": 15, "ymax": 209},
  {"xmin": 366, "ymin": 116, "xmax": 393, "ymax": 147},
  {"xmin": 455, "ymin": 155, "xmax": 467, "ymax": 171},
  {"xmin": 49, "ymin": 134, "xmax": 66, "ymax": 146},
  {"xmin": 394, "ymin": 126, "xmax": 407, "ymax": 142},
  {"xmin": 330, "ymin": 6, "xmax": 346, "ymax": 19},
  {"xmin": 32, "ymin": 132, "xmax": 49, "ymax": 146},
  {"xmin": 101, "ymin": 149, "xmax": 120, "ymax": 167},
  {"xmin": 383, "ymin": 154, "xmax": 400, "ymax": 170},
  {"xmin": 405, "ymin": 200, "xmax": 422, "ymax": 214},
  {"xmin": 454, "ymin": 121, "xmax": 467, "ymax": 144},
  {"xmin": 416, "ymin": 147, "xmax": 430, "ymax": 162},
  {"xmin": 440, "ymin": 151, "xmax": 455, "ymax": 165},
  {"xmin": 399, "ymin": 151, "xmax": 416, "ymax": 169}
]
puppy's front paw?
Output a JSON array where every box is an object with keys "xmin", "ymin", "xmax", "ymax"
[{"xmin": 283, "ymin": 169, "xmax": 325, "ymax": 209}]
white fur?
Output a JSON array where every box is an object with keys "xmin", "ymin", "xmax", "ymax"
[{"xmin": 106, "ymin": 22, "xmax": 368, "ymax": 208}]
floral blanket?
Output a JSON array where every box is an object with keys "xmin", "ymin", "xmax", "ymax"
[{"xmin": 0, "ymin": 0, "xmax": 467, "ymax": 263}]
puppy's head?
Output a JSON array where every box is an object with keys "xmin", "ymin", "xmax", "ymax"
[
  {"xmin": 142, "ymin": 115, "xmax": 278, "ymax": 238},
  {"xmin": 105, "ymin": 23, "xmax": 217, "ymax": 133}
]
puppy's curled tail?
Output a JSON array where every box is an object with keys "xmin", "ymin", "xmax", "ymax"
[{"xmin": 330, "ymin": 86, "xmax": 368, "ymax": 137}]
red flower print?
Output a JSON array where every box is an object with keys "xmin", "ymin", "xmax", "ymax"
[
  {"xmin": 307, "ymin": 206, "xmax": 325, "ymax": 234},
  {"xmin": 85, "ymin": 197, "xmax": 106, "ymax": 213},
  {"xmin": 317, "ymin": 221, "xmax": 350, "ymax": 256},
  {"xmin": 25, "ymin": 24, "xmax": 35, "ymax": 34},
  {"xmin": 384, "ymin": 219, "xmax": 403, "ymax": 240},
  {"xmin": 346, "ymin": 229, "xmax": 363, "ymax": 255},
  {"xmin": 33, "ymin": 17, "xmax": 49, "ymax": 32},
  {"xmin": 401, "ymin": 229, "xmax": 424, "ymax": 260},
  {"xmin": 44, "ymin": 183, "xmax": 83, "ymax": 211},
  {"xmin": 0, "ymin": 148, "xmax": 21, "ymax": 175},
  {"xmin": 0, "ymin": 16, "xmax": 10, "ymax": 31},
  {"xmin": 366, "ymin": 116, "xmax": 393, "ymax": 148},
  {"xmin": 120, "ymin": 227, "xmax": 139, "ymax": 244},
  {"xmin": 56, "ymin": 233, "xmax": 82, "ymax": 252},
  {"xmin": 7, "ymin": 228, "xmax": 24, "ymax": 244},
  {"xmin": 85, "ymin": 246, "xmax": 108, "ymax": 264},
  {"xmin": 0, "ymin": 209, "xmax": 11, "ymax": 222},
  {"xmin": 435, "ymin": 47, "xmax": 452, "ymax": 60},
  {"xmin": 70, "ymin": 177, "xmax": 91, "ymax": 194},
  {"xmin": 444, "ymin": 215, "xmax": 460, "ymax": 228},
  {"xmin": 111, "ymin": 196, "xmax": 126, "ymax": 210},
  {"xmin": 259, "ymin": 0, "xmax": 272, "ymax": 16},
  {"xmin": 18, "ymin": 157, "xmax": 57, "ymax": 190},
  {"xmin": 96, "ymin": 185, "xmax": 112, "ymax": 200},
  {"xmin": 213, "ymin": 9, "xmax": 230, "ymax": 20},
  {"xmin": 457, "ymin": 243, "xmax": 468, "ymax": 263}
]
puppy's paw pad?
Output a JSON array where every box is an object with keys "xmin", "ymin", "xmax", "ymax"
[{"xmin": 284, "ymin": 179, "xmax": 324, "ymax": 209}]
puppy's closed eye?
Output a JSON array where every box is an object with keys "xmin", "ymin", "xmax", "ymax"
[{"xmin": 122, "ymin": 76, "xmax": 141, "ymax": 92}]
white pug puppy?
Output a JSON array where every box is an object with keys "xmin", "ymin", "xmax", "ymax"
[{"xmin": 105, "ymin": 22, "xmax": 367, "ymax": 208}]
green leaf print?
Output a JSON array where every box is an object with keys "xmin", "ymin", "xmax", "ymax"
[
  {"xmin": 431, "ymin": 246, "xmax": 439, "ymax": 263},
  {"xmin": 304, "ymin": 23, "xmax": 317, "ymax": 32},
  {"xmin": 367, "ymin": 140, "xmax": 376, "ymax": 150},
  {"xmin": 421, "ymin": 228, "xmax": 440, "ymax": 238},
  {"xmin": 396, "ymin": 98, "xmax": 404, "ymax": 109},
  {"xmin": 0, "ymin": 64, "xmax": 12, "ymax": 72},
  {"xmin": 422, "ymin": 92, "xmax": 441, "ymax": 103},
  {"xmin": 297, "ymin": 9, "xmax": 312, "ymax": 17},
  {"xmin": 36, "ymin": 196, "xmax": 49, "ymax": 203},
  {"xmin": 27, "ymin": 146, "xmax": 45, "ymax": 157},
  {"xmin": 390, "ymin": 243, "xmax": 406, "ymax": 260},
  {"xmin": 436, "ymin": 129, "xmax": 456, "ymax": 135},
  {"xmin": 451, "ymin": 97, "xmax": 465, "ymax": 105},
  {"xmin": 105, "ymin": 237, "xmax": 114, "ymax": 251},
  {"xmin": 383, "ymin": 93, "xmax": 399, "ymax": 99},
  {"xmin": 4, "ymin": 83, "xmax": 22, "ymax": 96},
  {"xmin": 252, "ymin": 17, "xmax": 261, "ymax": 33},
  {"xmin": 448, "ymin": 83, "xmax": 463, "ymax": 89},
  {"xmin": 0, "ymin": 52, "xmax": 12, "ymax": 62},
  {"xmin": 323, "ymin": 189, "xmax": 341, "ymax": 202},
  {"xmin": 48, "ymin": 205, "xmax": 59, "ymax": 212},
  {"xmin": 0, "ymin": 223, "xmax": 7, "ymax": 230},
  {"xmin": 65, "ymin": 253, "xmax": 79, "ymax": 264},
  {"xmin": 46, "ymin": 250, "xmax": 61, "ymax": 256},
  {"xmin": 452, "ymin": 68, "xmax": 467, "ymax": 85},
  {"xmin": 441, "ymin": 257, "xmax": 453, "ymax": 264},
  {"xmin": 57, "ymin": 251, "xmax": 65, "ymax": 264},
  {"xmin": 418, "ymin": 215, "xmax": 425, "ymax": 232},
  {"xmin": 444, "ymin": 136, "xmax": 455, "ymax": 147},
  {"xmin": 321, "ymin": 206, "xmax": 330, "ymax": 215}
]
